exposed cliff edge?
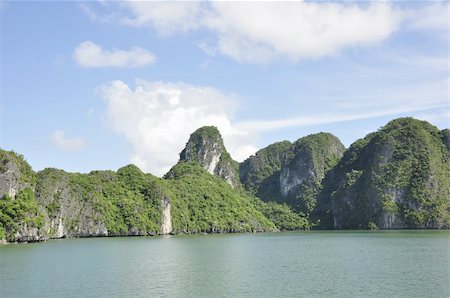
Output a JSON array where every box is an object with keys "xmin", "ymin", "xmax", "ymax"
[
  {"xmin": 1, "ymin": 117, "xmax": 449, "ymax": 243},
  {"xmin": 240, "ymin": 133, "xmax": 345, "ymax": 217},
  {"xmin": 0, "ymin": 147, "xmax": 290, "ymax": 243},
  {"xmin": 315, "ymin": 118, "xmax": 450, "ymax": 229},
  {"xmin": 179, "ymin": 126, "xmax": 240, "ymax": 187}
]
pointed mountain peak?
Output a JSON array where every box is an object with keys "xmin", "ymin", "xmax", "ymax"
[
  {"xmin": 179, "ymin": 126, "xmax": 240, "ymax": 187},
  {"xmin": 180, "ymin": 126, "xmax": 226, "ymax": 173}
]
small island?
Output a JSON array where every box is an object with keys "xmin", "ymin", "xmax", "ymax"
[{"xmin": 1, "ymin": 117, "xmax": 449, "ymax": 244}]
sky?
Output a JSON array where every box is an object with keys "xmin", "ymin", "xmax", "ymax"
[{"xmin": 0, "ymin": 1, "xmax": 448, "ymax": 176}]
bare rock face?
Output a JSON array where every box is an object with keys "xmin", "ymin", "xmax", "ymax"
[
  {"xmin": 0, "ymin": 161, "xmax": 21, "ymax": 198},
  {"xmin": 239, "ymin": 141, "xmax": 292, "ymax": 201},
  {"xmin": 280, "ymin": 133, "xmax": 345, "ymax": 199},
  {"xmin": 179, "ymin": 126, "xmax": 240, "ymax": 187},
  {"xmin": 160, "ymin": 196, "xmax": 172, "ymax": 235},
  {"xmin": 317, "ymin": 118, "xmax": 450, "ymax": 230},
  {"xmin": 0, "ymin": 150, "xmax": 46, "ymax": 243},
  {"xmin": 240, "ymin": 133, "xmax": 345, "ymax": 215},
  {"xmin": 0, "ymin": 151, "xmax": 34, "ymax": 199},
  {"xmin": 35, "ymin": 168, "xmax": 111, "ymax": 239}
]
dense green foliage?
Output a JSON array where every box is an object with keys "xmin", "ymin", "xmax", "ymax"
[
  {"xmin": 240, "ymin": 141, "xmax": 291, "ymax": 199},
  {"xmin": 284, "ymin": 133, "xmax": 345, "ymax": 213},
  {"xmin": 179, "ymin": 126, "xmax": 241, "ymax": 187},
  {"xmin": 166, "ymin": 162, "xmax": 276, "ymax": 233},
  {"xmin": 240, "ymin": 133, "xmax": 345, "ymax": 222},
  {"xmin": 37, "ymin": 166, "xmax": 163, "ymax": 236},
  {"xmin": 1, "ymin": 118, "xmax": 448, "ymax": 242},
  {"xmin": 252, "ymin": 199, "xmax": 309, "ymax": 231},
  {"xmin": 0, "ymin": 189, "xmax": 44, "ymax": 242},
  {"xmin": 0, "ymin": 150, "xmax": 36, "ymax": 185},
  {"xmin": 317, "ymin": 118, "xmax": 450, "ymax": 229}
]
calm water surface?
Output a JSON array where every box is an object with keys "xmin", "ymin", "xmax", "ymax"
[{"xmin": 1, "ymin": 231, "xmax": 449, "ymax": 297}]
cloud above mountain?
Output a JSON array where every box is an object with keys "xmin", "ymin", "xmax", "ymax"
[{"xmin": 99, "ymin": 80, "xmax": 258, "ymax": 175}]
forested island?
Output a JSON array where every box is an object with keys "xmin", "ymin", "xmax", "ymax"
[{"xmin": 1, "ymin": 117, "xmax": 449, "ymax": 243}]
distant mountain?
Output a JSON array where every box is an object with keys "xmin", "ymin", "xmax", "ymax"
[
  {"xmin": 315, "ymin": 118, "xmax": 450, "ymax": 229},
  {"xmin": 0, "ymin": 131, "xmax": 304, "ymax": 243},
  {"xmin": 240, "ymin": 133, "xmax": 345, "ymax": 217},
  {"xmin": 1, "ymin": 117, "xmax": 448, "ymax": 243}
]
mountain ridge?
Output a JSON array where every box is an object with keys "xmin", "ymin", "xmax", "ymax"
[{"xmin": 1, "ymin": 117, "xmax": 449, "ymax": 243}]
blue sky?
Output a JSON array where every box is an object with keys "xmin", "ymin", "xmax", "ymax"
[{"xmin": 0, "ymin": 1, "xmax": 448, "ymax": 176}]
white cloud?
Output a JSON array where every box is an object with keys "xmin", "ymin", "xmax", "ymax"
[
  {"xmin": 99, "ymin": 78, "xmax": 448, "ymax": 176},
  {"xmin": 73, "ymin": 41, "xmax": 155, "ymax": 68},
  {"xmin": 407, "ymin": 2, "xmax": 449, "ymax": 32},
  {"xmin": 121, "ymin": 1, "xmax": 203, "ymax": 35},
  {"xmin": 207, "ymin": 2, "xmax": 401, "ymax": 63},
  {"xmin": 119, "ymin": 1, "xmax": 401, "ymax": 63},
  {"xmin": 99, "ymin": 80, "xmax": 258, "ymax": 176},
  {"xmin": 51, "ymin": 131, "xmax": 87, "ymax": 151}
]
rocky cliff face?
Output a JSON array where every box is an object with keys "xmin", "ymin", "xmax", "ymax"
[
  {"xmin": 0, "ymin": 145, "xmax": 276, "ymax": 243},
  {"xmin": 0, "ymin": 151, "xmax": 35, "ymax": 199},
  {"xmin": 279, "ymin": 133, "xmax": 345, "ymax": 214},
  {"xmin": 317, "ymin": 118, "xmax": 450, "ymax": 229},
  {"xmin": 239, "ymin": 141, "xmax": 292, "ymax": 201},
  {"xmin": 240, "ymin": 133, "xmax": 345, "ymax": 215},
  {"xmin": 34, "ymin": 168, "xmax": 110, "ymax": 239},
  {"xmin": 1, "ymin": 117, "xmax": 448, "ymax": 243},
  {"xmin": 0, "ymin": 154, "xmax": 172, "ymax": 242},
  {"xmin": 160, "ymin": 196, "xmax": 172, "ymax": 235},
  {"xmin": 179, "ymin": 126, "xmax": 240, "ymax": 187}
]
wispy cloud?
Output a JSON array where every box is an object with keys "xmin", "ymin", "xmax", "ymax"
[
  {"xmin": 51, "ymin": 130, "xmax": 87, "ymax": 151},
  {"xmin": 73, "ymin": 41, "xmax": 155, "ymax": 68},
  {"xmin": 406, "ymin": 1, "xmax": 449, "ymax": 32},
  {"xmin": 236, "ymin": 103, "xmax": 448, "ymax": 133}
]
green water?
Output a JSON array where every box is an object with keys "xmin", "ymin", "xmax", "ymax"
[{"xmin": 1, "ymin": 231, "xmax": 449, "ymax": 297}]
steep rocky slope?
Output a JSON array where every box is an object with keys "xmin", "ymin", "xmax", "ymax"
[
  {"xmin": 240, "ymin": 133, "xmax": 345, "ymax": 216},
  {"xmin": 239, "ymin": 141, "xmax": 292, "ymax": 201},
  {"xmin": 0, "ymin": 137, "xmax": 305, "ymax": 243},
  {"xmin": 180, "ymin": 126, "xmax": 240, "ymax": 187},
  {"xmin": 1, "ymin": 117, "xmax": 448, "ymax": 243},
  {"xmin": 279, "ymin": 133, "xmax": 345, "ymax": 214},
  {"xmin": 316, "ymin": 118, "xmax": 450, "ymax": 229}
]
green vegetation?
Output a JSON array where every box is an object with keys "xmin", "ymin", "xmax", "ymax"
[
  {"xmin": 289, "ymin": 133, "xmax": 344, "ymax": 178},
  {"xmin": 240, "ymin": 141, "xmax": 292, "ymax": 197},
  {"xmin": 253, "ymin": 200, "xmax": 309, "ymax": 231},
  {"xmin": 0, "ymin": 189, "xmax": 44, "ymax": 242},
  {"xmin": 0, "ymin": 149, "xmax": 36, "ymax": 185},
  {"xmin": 166, "ymin": 162, "xmax": 276, "ymax": 233},
  {"xmin": 33, "ymin": 166, "xmax": 164, "ymax": 237},
  {"xmin": 318, "ymin": 118, "xmax": 450, "ymax": 229},
  {"xmin": 1, "ymin": 118, "xmax": 448, "ymax": 242},
  {"xmin": 179, "ymin": 126, "xmax": 222, "ymax": 164},
  {"xmin": 179, "ymin": 125, "xmax": 241, "ymax": 187}
]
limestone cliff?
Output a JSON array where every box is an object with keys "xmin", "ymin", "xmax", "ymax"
[
  {"xmin": 240, "ymin": 133, "xmax": 345, "ymax": 216},
  {"xmin": 279, "ymin": 133, "xmax": 345, "ymax": 214},
  {"xmin": 0, "ymin": 154, "xmax": 171, "ymax": 242},
  {"xmin": 179, "ymin": 126, "xmax": 240, "ymax": 187},
  {"xmin": 239, "ymin": 141, "xmax": 291, "ymax": 201},
  {"xmin": 1, "ymin": 117, "xmax": 448, "ymax": 242},
  {"xmin": 316, "ymin": 118, "xmax": 450, "ymax": 229}
]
